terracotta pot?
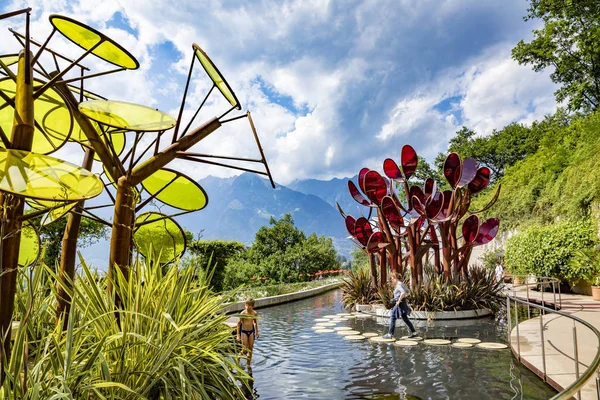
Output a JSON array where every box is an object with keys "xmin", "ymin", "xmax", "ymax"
[{"xmin": 592, "ymin": 286, "xmax": 600, "ymax": 301}]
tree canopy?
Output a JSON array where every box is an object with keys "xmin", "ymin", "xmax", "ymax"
[{"xmin": 512, "ymin": 0, "xmax": 600, "ymax": 112}]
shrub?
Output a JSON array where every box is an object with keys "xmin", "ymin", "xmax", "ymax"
[
  {"xmin": 408, "ymin": 266, "xmax": 503, "ymax": 312},
  {"xmin": 564, "ymin": 248, "xmax": 600, "ymax": 286},
  {"xmin": 504, "ymin": 219, "xmax": 597, "ymax": 277},
  {"xmin": 340, "ymin": 267, "xmax": 377, "ymax": 309},
  {"xmin": 480, "ymin": 249, "xmax": 502, "ymax": 270},
  {"xmin": 3, "ymin": 257, "xmax": 249, "ymax": 399}
]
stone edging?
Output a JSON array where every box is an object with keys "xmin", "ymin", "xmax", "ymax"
[
  {"xmin": 371, "ymin": 305, "xmax": 492, "ymax": 320},
  {"xmin": 221, "ymin": 282, "xmax": 341, "ymax": 313}
]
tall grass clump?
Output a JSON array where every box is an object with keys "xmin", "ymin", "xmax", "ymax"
[{"xmin": 1, "ymin": 256, "xmax": 249, "ymax": 399}]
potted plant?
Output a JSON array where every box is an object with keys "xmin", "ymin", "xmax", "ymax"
[{"xmin": 568, "ymin": 249, "xmax": 600, "ymax": 300}]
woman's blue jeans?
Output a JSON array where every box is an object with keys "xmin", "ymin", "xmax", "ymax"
[{"xmin": 388, "ymin": 299, "xmax": 415, "ymax": 334}]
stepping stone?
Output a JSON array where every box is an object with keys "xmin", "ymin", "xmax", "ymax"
[
  {"xmin": 400, "ymin": 335, "xmax": 423, "ymax": 341},
  {"xmin": 345, "ymin": 335, "xmax": 366, "ymax": 340},
  {"xmin": 394, "ymin": 340, "xmax": 419, "ymax": 347},
  {"xmin": 314, "ymin": 329, "xmax": 335, "ymax": 333},
  {"xmin": 423, "ymin": 339, "xmax": 451, "ymax": 345},
  {"xmin": 369, "ymin": 336, "xmax": 396, "ymax": 343},
  {"xmin": 457, "ymin": 338, "xmax": 481, "ymax": 344},
  {"xmin": 322, "ymin": 315, "xmax": 338, "ymax": 319},
  {"xmin": 362, "ymin": 332, "xmax": 379, "ymax": 338},
  {"xmin": 315, "ymin": 322, "xmax": 337, "ymax": 327},
  {"xmin": 336, "ymin": 313, "xmax": 352, "ymax": 316},
  {"xmin": 477, "ymin": 342, "xmax": 508, "ymax": 350},
  {"xmin": 337, "ymin": 330, "xmax": 362, "ymax": 336},
  {"xmin": 314, "ymin": 318, "xmax": 330, "ymax": 322},
  {"xmin": 334, "ymin": 327, "xmax": 354, "ymax": 331},
  {"xmin": 452, "ymin": 342, "xmax": 473, "ymax": 348}
]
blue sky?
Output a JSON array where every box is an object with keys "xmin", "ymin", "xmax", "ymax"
[{"xmin": 0, "ymin": 0, "xmax": 558, "ymax": 185}]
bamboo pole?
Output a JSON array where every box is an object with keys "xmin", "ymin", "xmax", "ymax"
[{"xmin": 0, "ymin": 51, "xmax": 34, "ymax": 383}]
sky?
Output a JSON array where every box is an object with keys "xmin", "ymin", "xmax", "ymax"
[{"xmin": 0, "ymin": 0, "xmax": 558, "ymax": 186}]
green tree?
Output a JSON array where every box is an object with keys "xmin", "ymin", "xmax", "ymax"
[
  {"xmin": 32, "ymin": 215, "xmax": 108, "ymax": 266},
  {"xmin": 512, "ymin": 0, "xmax": 600, "ymax": 112},
  {"xmin": 187, "ymin": 239, "xmax": 247, "ymax": 291},
  {"xmin": 248, "ymin": 214, "xmax": 305, "ymax": 263}
]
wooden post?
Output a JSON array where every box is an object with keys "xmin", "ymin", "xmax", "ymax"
[
  {"xmin": 56, "ymin": 148, "xmax": 95, "ymax": 328},
  {"xmin": 107, "ymin": 176, "xmax": 136, "ymax": 288},
  {"xmin": 0, "ymin": 51, "xmax": 34, "ymax": 383}
]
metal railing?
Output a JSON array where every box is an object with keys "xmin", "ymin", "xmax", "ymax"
[{"xmin": 505, "ymin": 275, "xmax": 600, "ymax": 400}]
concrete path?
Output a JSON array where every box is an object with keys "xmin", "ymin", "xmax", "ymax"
[{"xmin": 506, "ymin": 284, "xmax": 600, "ymax": 399}]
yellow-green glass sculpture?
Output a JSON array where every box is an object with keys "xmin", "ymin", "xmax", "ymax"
[
  {"xmin": 141, "ymin": 168, "xmax": 208, "ymax": 211},
  {"xmin": 193, "ymin": 44, "xmax": 241, "ymax": 110},
  {"xmin": 78, "ymin": 100, "xmax": 176, "ymax": 132},
  {"xmin": 0, "ymin": 148, "xmax": 103, "ymax": 201},
  {"xmin": 134, "ymin": 212, "xmax": 186, "ymax": 264},
  {"xmin": 0, "ymin": 78, "xmax": 71, "ymax": 154},
  {"xmin": 50, "ymin": 15, "xmax": 139, "ymax": 70},
  {"xmin": 19, "ymin": 222, "xmax": 40, "ymax": 267}
]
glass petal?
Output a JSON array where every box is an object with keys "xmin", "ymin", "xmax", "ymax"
[
  {"xmin": 425, "ymin": 191, "xmax": 444, "ymax": 220},
  {"xmin": 142, "ymin": 168, "xmax": 208, "ymax": 211},
  {"xmin": 474, "ymin": 218, "xmax": 500, "ymax": 246},
  {"xmin": 457, "ymin": 157, "xmax": 477, "ymax": 188},
  {"xmin": 381, "ymin": 196, "xmax": 403, "ymax": 232},
  {"xmin": 443, "ymin": 153, "xmax": 462, "ymax": 188},
  {"xmin": 354, "ymin": 217, "xmax": 373, "ymax": 246},
  {"xmin": 134, "ymin": 212, "xmax": 186, "ymax": 264},
  {"xmin": 401, "ymin": 145, "xmax": 418, "ymax": 180},
  {"xmin": 468, "ymin": 167, "xmax": 491, "ymax": 194},
  {"xmin": 79, "ymin": 100, "xmax": 176, "ymax": 132},
  {"xmin": 348, "ymin": 180, "xmax": 370, "ymax": 206},
  {"xmin": 383, "ymin": 158, "xmax": 403, "ymax": 180},
  {"xmin": 462, "ymin": 215, "xmax": 479, "ymax": 245},
  {"xmin": 358, "ymin": 168, "xmax": 370, "ymax": 194},
  {"xmin": 364, "ymin": 170, "xmax": 387, "ymax": 205}
]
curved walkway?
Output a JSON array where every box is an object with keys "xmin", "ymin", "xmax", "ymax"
[{"xmin": 508, "ymin": 285, "xmax": 600, "ymax": 399}]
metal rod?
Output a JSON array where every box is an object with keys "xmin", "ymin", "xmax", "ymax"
[
  {"xmin": 83, "ymin": 204, "xmax": 113, "ymax": 211},
  {"xmin": 248, "ymin": 111, "xmax": 276, "ymax": 188},
  {"xmin": 79, "ymin": 67, "xmax": 84, "ymax": 103},
  {"xmin": 540, "ymin": 312, "xmax": 547, "ymax": 380},
  {"xmin": 179, "ymin": 84, "xmax": 214, "ymax": 139},
  {"xmin": 178, "ymin": 155, "xmax": 269, "ymax": 176},
  {"xmin": 218, "ymin": 105, "xmax": 236, "ymax": 120},
  {"xmin": 559, "ymin": 281, "xmax": 562, "ymax": 309},
  {"xmin": 515, "ymin": 300, "xmax": 521, "ymax": 359},
  {"xmin": 172, "ymin": 53, "xmax": 196, "ymax": 143},
  {"xmin": 25, "ymin": 11, "xmax": 30, "ymax": 85},
  {"xmin": 526, "ymin": 281, "xmax": 531, "ymax": 320},
  {"xmin": 56, "ymin": 67, "xmax": 126, "ymax": 85},
  {"xmin": 507, "ymin": 297, "xmax": 511, "ymax": 344},
  {"xmin": 0, "ymin": 125, "xmax": 11, "ymax": 148},
  {"xmin": 132, "ymin": 136, "xmax": 159, "ymax": 167},
  {"xmin": 31, "ymin": 27, "xmax": 56, "ymax": 66},
  {"xmin": 553, "ymin": 281, "xmax": 557, "ymax": 311},
  {"xmin": 128, "ymin": 132, "xmax": 140, "ymax": 172},
  {"xmin": 0, "ymin": 57, "xmax": 16, "ymax": 81},
  {"xmin": 541, "ymin": 279, "xmax": 545, "ymax": 315},
  {"xmin": 9, "ymin": 28, "xmax": 90, "ymax": 71},
  {"xmin": 135, "ymin": 209, "xmax": 195, "ymax": 227},
  {"xmin": 574, "ymin": 323, "xmax": 581, "ymax": 400},
  {"xmin": 176, "ymin": 151, "xmax": 262, "ymax": 163},
  {"xmin": 33, "ymin": 41, "xmax": 101, "ymax": 99},
  {"xmin": 220, "ymin": 113, "xmax": 248, "ymax": 124},
  {"xmin": 0, "ymin": 8, "xmax": 31, "ymax": 20}
]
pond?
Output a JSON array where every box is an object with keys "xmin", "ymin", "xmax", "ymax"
[{"xmin": 246, "ymin": 289, "xmax": 556, "ymax": 399}]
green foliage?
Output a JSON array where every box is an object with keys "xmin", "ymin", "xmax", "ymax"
[
  {"xmin": 512, "ymin": 0, "xmax": 600, "ymax": 112},
  {"xmin": 565, "ymin": 248, "xmax": 600, "ymax": 285},
  {"xmin": 504, "ymin": 219, "xmax": 597, "ymax": 277},
  {"xmin": 29, "ymin": 214, "xmax": 108, "ymax": 266},
  {"xmin": 220, "ymin": 214, "xmax": 341, "ymax": 291},
  {"xmin": 4, "ymin": 257, "xmax": 248, "ymax": 399},
  {"xmin": 187, "ymin": 239, "xmax": 247, "ymax": 291},
  {"xmin": 350, "ymin": 248, "xmax": 369, "ymax": 272},
  {"xmin": 340, "ymin": 267, "xmax": 377, "ymax": 308},
  {"xmin": 408, "ymin": 266, "xmax": 503, "ymax": 312},
  {"xmin": 435, "ymin": 113, "xmax": 567, "ymax": 182},
  {"xmin": 480, "ymin": 249, "xmax": 503, "ymax": 270},
  {"xmin": 472, "ymin": 110, "xmax": 600, "ymax": 228}
]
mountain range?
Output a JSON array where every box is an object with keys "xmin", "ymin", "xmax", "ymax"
[{"xmin": 182, "ymin": 172, "xmax": 364, "ymax": 258}]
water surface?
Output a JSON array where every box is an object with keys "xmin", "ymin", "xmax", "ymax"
[{"xmin": 248, "ymin": 289, "xmax": 556, "ymax": 399}]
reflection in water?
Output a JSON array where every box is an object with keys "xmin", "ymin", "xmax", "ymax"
[{"xmin": 245, "ymin": 290, "xmax": 555, "ymax": 400}]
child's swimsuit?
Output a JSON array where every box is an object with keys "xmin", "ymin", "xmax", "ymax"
[{"xmin": 241, "ymin": 327, "xmax": 255, "ymax": 338}]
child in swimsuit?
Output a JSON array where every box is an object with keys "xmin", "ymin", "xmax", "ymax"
[{"xmin": 237, "ymin": 298, "xmax": 259, "ymax": 365}]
